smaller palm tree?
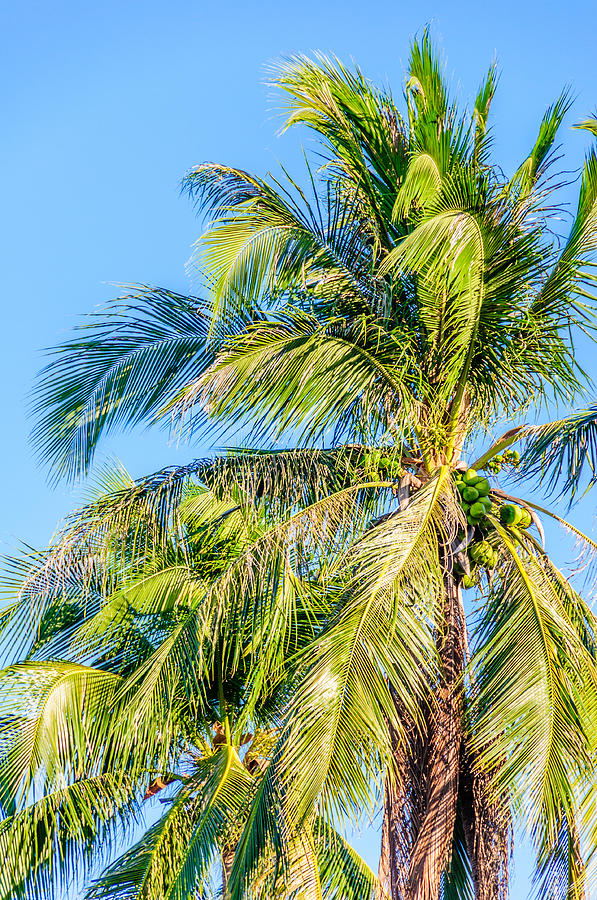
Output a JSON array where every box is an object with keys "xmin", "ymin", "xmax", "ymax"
[{"xmin": 0, "ymin": 464, "xmax": 380, "ymax": 900}]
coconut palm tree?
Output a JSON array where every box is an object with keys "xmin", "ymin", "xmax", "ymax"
[
  {"xmin": 0, "ymin": 465, "xmax": 381, "ymax": 899},
  {"xmin": 27, "ymin": 31, "xmax": 597, "ymax": 899}
]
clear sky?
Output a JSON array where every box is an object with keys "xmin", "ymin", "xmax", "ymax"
[{"xmin": 2, "ymin": 0, "xmax": 597, "ymax": 896}]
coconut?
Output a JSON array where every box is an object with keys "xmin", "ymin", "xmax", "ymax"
[
  {"xmin": 470, "ymin": 541, "xmax": 492, "ymax": 564},
  {"xmin": 474, "ymin": 478, "xmax": 491, "ymax": 497},
  {"xmin": 462, "ymin": 574, "xmax": 476, "ymax": 589},
  {"xmin": 518, "ymin": 508, "xmax": 532, "ymax": 529},
  {"xmin": 469, "ymin": 502, "xmax": 487, "ymax": 519},
  {"xmin": 462, "ymin": 487, "xmax": 479, "ymax": 502},
  {"xmin": 499, "ymin": 504, "xmax": 522, "ymax": 526},
  {"xmin": 463, "ymin": 468, "xmax": 478, "ymax": 484}
]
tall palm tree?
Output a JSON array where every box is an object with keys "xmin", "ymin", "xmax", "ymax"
[
  {"xmin": 27, "ymin": 31, "xmax": 597, "ymax": 899},
  {"xmin": 0, "ymin": 465, "xmax": 381, "ymax": 899}
]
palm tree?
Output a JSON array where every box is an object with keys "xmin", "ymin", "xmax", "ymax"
[
  {"xmin": 0, "ymin": 465, "xmax": 380, "ymax": 899},
  {"xmin": 26, "ymin": 31, "xmax": 597, "ymax": 898}
]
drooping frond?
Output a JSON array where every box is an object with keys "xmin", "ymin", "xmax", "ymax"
[
  {"xmin": 183, "ymin": 310, "xmax": 418, "ymax": 447},
  {"xmin": 87, "ymin": 748, "xmax": 255, "ymax": 900},
  {"xmin": 0, "ymin": 662, "xmax": 122, "ymax": 803},
  {"xmin": 470, "ymin": 530, "xmax": 597, "ymax": 848},
  {"xmin": 228, "ymin": 473, "xmax": 451, "ymax": 899},
  {"xmin": 522, "ymin": 405, "xmax": 597, "ymax": 499},
  {"xmin": 31, "ymin": 287, "xmax": 214, "ymax": 481},
  {"xmin": 314, "ymin": 820, "xmax": 378, "ymax": 900},
  {"xmin": 0, "ymin": 774, "xmax": 137, "ymax": 900}
]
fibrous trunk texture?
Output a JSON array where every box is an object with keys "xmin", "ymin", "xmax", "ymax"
[
  {"xmin": 378, "ymin": 562, "xmax": 511, "ymax": 900},
  {"xmin": 378, "ymin": 568, "xmax": 465, "ymax": 900},
  {"xmin": 460, "ymin": 742, "xmax": 510, "ymax": 900},
  {"xmin": 407, "ymin": 572, "xmax": 465, "ymax": 899}
]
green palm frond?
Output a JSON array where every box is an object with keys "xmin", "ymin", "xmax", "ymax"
[
  {"xmin": 88, "ymin": 747, "xmax": 254, "ymax": 900},
  {"xmin": 184, "ymin": 310, "xmax": 417, "ymax": 447},
  {"xmin": 31, "ymin": 286, "xmax": 214, "ymax": 481},
  {"xmin": 532, "ymin": 810, "xmax": 586, "ymax": 900},
  {"xmin": 574, "ymin": 115, "xmax": 597, "ymax": 139},
  {"xmin": 271, "ymin": 52, "xmax": 408, "ymax": 237},
  {"xmin": 228, "ymin": 474, "xmax": 449, "ymax": 899},
  {"xmin": 0, "ymin": 662, "xmax": 122, "ymax": 802},
  {"xmin": 313, "ymin": 820, "xmax": 378, "ymax": 900},
  {"xmin": 530, "ymin": 150, "xmax": 597, "ymax": 325},
  {"xmin": 509, "ymin": 91, "xmax": 572, "ymax": 198},
  {"xmin": 391, "ymin": 151, "xmax": 442, "ymax": 221},
  {"xmin": 472, "ymin": 63, "xmax": 498, "ymax": 164},
  {"xmin": 470, "ymin": 531, "xmax": 597, "ymax": 843},
  {"xmin": 522, "ymin": 405, "xmax": 597, "ymax": 498},
  {"xmin": 0, "ymin": 774, "xmax": 137, "ymax": 900}
]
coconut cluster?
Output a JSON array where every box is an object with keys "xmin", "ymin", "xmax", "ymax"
[
  {"xmin": 483, "ymin": 448, "xmax": 520, "ymax": 475},
  {"xmin": 359, "ymin": 449, "xmax": 404, "ymax": 479},
  {"xmin": 453, "ymin": 466, "xmax": 532, "ymax": 589}
]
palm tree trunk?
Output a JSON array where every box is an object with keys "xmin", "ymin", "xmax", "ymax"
[
  {"xmin": 377, "ymin": 713, "xmax": 412, "ymax": 900},
  {"xmin": 407, "ymin": 571, "xmax": 465, "ymax": 899},
  {"xmin": 381, "ymin": 566, "xmax": 466, "ymax": 900},
  {"xmin": 460, "ymin": 741, "xmax": 510, "ymax": 900},
  {"xmin": 222, "ymin": 847, "xmax": 235, "ymax": 896}
]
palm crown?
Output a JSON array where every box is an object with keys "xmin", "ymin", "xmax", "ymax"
[{"xmin": 10, "ymin": 29, "xmax": 597, "ymax": 900}]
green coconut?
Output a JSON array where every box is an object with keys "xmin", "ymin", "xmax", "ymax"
[
  {"xmin": 474, "ymin": 478, "xmax": 491, "ymax": 497},
  {"xmin": 463, "ymin": 468, "xmax": 478, "ymax": 484},
  {"xmin": 469, "ymin": 541, "xmax": 492, "ymax": 564},
  {"xmin": 479, "ymin": 495, "xmax": 493, "ymax": 511},
  {"xmin": 499, "ymin": 504, "xmax": 522, "ymax": 526},
  {"xmin": 462, "ymin": 486, "xmax": 479, "ymax": 502},
  {"xmin": 518, "ymin": 508, "xmax": 532, "ymax": 529},
  {"xmin": 469, "ymin": 502, "xmax": 487, "ymax": 520},
  {"xmin": 461, "ymin": 574, "xmax": 476, "ymax": 589}
]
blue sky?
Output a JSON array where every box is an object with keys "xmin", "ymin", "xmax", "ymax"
[{"xmin": 2, "ymin": 0, "xmax": 597, "ymax": 895}]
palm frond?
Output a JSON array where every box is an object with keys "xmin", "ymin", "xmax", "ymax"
[
  {"xmin": 228, "ymin": 473, "xmax": 449, "ymax": 900},
  {"xmin": 180, "ymin": 310, "xmax": 418, "ymax": 447},
  {"xmin": 0, "ymin": 662, "xmax": 122, "ymax": 803},
  {"xmin": 31, "ymin": 286, "xmax": 214, "ymax": 481},
  {"xmin": 509, "ymin": 91, "xmax": 572, "ymax": 197},
  {"xmin": 470, "ymin": 530, "xmax": 597, "ymax": 844},
  {"xmin": 314, "ymin": 819, "xmax": 378, "ymax": 900},
  {"xmin": 88, "ymin": 748, "xmax": 254, "ymax": 900},
  {"xmin": 522, "ymin": 405, "xmax": 597, "ymax": 499},
  {"xmin": 0, "ymin": 774, "xmax": 137, "ymax": 900}
]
